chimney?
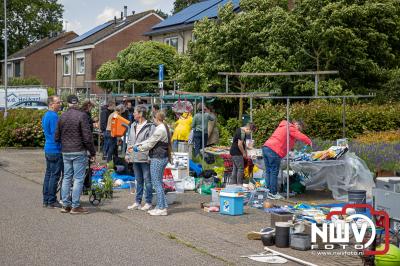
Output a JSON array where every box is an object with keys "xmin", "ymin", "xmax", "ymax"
[
  {"xmin": 120, "ymin": 12, "xmax": 123, "ymax": 20},
  {"xmin": 114, "ymin": 16, "xmax": 117, "ymax": 24},
  {"xmin": 124, "ymin": 6, "xmax": 127, "ymax": 19}
]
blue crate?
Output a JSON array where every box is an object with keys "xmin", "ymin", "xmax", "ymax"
[{"xmin": 220, "ymin": 193, "xmax": 244, "ymax": 216}]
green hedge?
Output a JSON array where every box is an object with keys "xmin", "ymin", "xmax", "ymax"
[
  {"xmin": 0, "ymin": 110, "xmax": 45, "ymax": 147},
  {"xmin": 252, "ymin": 101, "xmax": 400, "ymax": 146}
]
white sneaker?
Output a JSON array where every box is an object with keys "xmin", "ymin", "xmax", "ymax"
[
  {"xmin": 140, "ymin": 203, "xmax": 152, "ymax": 211},
  {"xmin": 149, "ymin": 208, "xmax": 168, "ymax": 216},
  {"xmin": 127, "ymin": 202, "xmax": 140, "ymax": 210},
  {"xmin": 147, "ymin": 208, "xmax": 158, "ymax": 215}
]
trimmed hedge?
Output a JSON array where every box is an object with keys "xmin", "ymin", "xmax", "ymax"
[
  {"xmin": 0, "ymin": 110, "xmax": 45, "ymax": 147},
  {"xmin": 252, "ymin": 101, "xmax": 400, "ymax": 146}
]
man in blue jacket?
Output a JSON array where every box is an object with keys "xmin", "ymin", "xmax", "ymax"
[{"xmin": 41, "ymin": 95, "xmax": 63, "ymax": 208}]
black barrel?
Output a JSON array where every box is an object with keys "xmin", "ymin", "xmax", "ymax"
[
  {"xmin": 348, "ymin": 190, "xmax": 366, "ymax": 213},
  {"xmin": 275, "ymin": 222, "xmax": 291, "ymax": 248}
]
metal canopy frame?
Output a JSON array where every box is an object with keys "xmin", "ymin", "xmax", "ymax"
[
  {"xmin": 219, "ymin": 71, "xmax": 339, "ymax": 96},
  {"xmin": 176, "ymin": 90, "xmax": 375, "ymax": 199}
]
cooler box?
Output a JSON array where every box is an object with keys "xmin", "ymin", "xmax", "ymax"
[
  {"xmin": 111, "ymin": 114, "xmax": 130, "ymax": 137},
  {"xmin": 219, "ymin": 187, "xmax": 244, "ymax": 216}
]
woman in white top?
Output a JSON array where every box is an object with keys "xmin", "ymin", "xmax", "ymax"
[{"xmin": 134, "ymin": 111, "xmax": 172, "ymax": 216}]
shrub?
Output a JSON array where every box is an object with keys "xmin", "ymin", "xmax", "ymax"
[
  {"xmin": 356, "ymin": 130, "xmax": 400, "ymax": 144},
  {"xmin": 252, "ymin": 101, "xmax": 400, "ymax": 145},
  {"xmin": 0, "ymin": 109, "xmax": 46, "ymax": 147}
]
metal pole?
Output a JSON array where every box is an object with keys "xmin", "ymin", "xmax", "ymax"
[
  {"xmin": 286, "ymin": 98, "xmax": 290, "ymax": 199},
  {"xmin": 118, "ymin": 81, "xmax": 120, "ymax": 94},
  {"xmin": 314, "ymin": 74, "xmax": 319, "ymax": 96},
  {"xmin": 225, "ymin": 75, "xmax": 228, "ymax": 93},
  {"xmin": 85, "ymin": 81, "xmax": 88, "ymax": 98},
  {"xmin": 3, "ymin": 0, "xmax": 8, "ymax": 118},
  {"xmin": 342, "ymin": 97, "xmax": 346, "ymax": 138},
  {"xmin": 132, "ymin": 83, "xmax": 134, "ymax": 95},
  {"xmin": 249, "ymin": 97, "xmax": 253, "ymax": 122},
  {"xmin": 97, "ymin": 98, "xmax": 101, "ymax": 153},
  {"xmin": 250, "ymin": 96, "xmax": 253, "ymax": 139},
  {"xmin": 201, "ymin": 96, "xmax": 205, "ymax": 160},
  {"xmin": 173, "ymin": 80, "xmax": 176, "ymax": 95}
]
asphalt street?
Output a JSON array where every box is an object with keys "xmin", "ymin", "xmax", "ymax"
[
  {"xmin": 0, "ymin": 168, "xmax": 226, "ymax": 266},
  {"xmin": 0, "ymin": 149, "xmax": 364, "ymax": 266}
]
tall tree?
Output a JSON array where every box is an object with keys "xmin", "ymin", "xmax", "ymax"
[
  {"xmin": 96, "ymin": 41, "xmax": 180, "ymax": 93},
  {"xmin": 173, "ymin": 0, "xmax": 201, "ymax": 14},
  {"xmin": 0, "ymin": 0, "xmax": 63, "ymax": 58},
  {"xmin": 179, "ymin": 0, "xmax": 400, "ymax": 115}
]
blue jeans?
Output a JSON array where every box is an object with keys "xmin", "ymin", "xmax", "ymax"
[
  {"xmin": 104, "ymin": 131, "xmax": 117, "ymax": 162},
  {"xmin": 61, "ymin": 152, "xmax": 88, "ymax": 208},
  {"xmin": 133, "ymin": 162, "xmax": 152, "ymax": 204},
  {"xmin": 150, "ymin": 158, "xmax": 168, "ymax": 209},
  {"xmin": 193, "ymin": 131, "xmax": 208, "ymax": 157},
  {"xmin": 43, "ymin": 153, "xmax": 63, "ymax": 205},
  {"xmin": 262, "ymin": 146, "xmax": 281, "ymax": 194},
  {"xmin": 102, "ymin": 132, "xmax": 109, "ymax": 157}
]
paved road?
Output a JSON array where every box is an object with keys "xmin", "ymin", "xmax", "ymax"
[
  {"xmin": 0, "ymin": 168, "xmax": 226, "ymax": 266},
  {"xmin": 0, "ymin": 149, "xmax": 364, "ymax": 266}
]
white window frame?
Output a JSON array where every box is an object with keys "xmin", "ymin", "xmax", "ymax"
[
  {"xmin": 63, "ymin": 54, "xmax": 71, "ymax": 76},
  {"xmin": 164, "ymin": 36, "xmax": 179, "ymax": 51},
  {"xmin": 75, "ymin": 52, "xmax": 85, "ymax": 75}
]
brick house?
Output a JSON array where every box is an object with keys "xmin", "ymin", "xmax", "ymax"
[
  {"xmin": 145, "ymin": 0, "xmax": 240, "ymax": 54},
  {"xmin": 54, "ymin": 9, "xmax": 163, "ymax": 94},
  {"xmin": 1, "ymin": 31, "xmax": 77, "ymax": 87}
]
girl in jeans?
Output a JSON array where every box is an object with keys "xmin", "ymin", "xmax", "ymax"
[
  {"xmin": 135, "ymin": 111, "xmax": 172, "ymax": 216},
  {"xmin": 262, "ymin": 120, "xmax": 312, "ymax": 195}
]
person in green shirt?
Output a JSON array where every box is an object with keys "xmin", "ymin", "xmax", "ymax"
[{"xmin": 192, "ymin": 103, "xmax": 215, "ymax": 157}]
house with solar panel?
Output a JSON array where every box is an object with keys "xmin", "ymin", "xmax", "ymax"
[
  {"xmin": 1, "ymin": 31, "xmax": 77, "ymax": 88},
  {"xmin": 145, "ymin": 0, "xmax": 240, "ymax": 54},
  {"xmin": 54, "ymin": 8, "xmax": 163, "ymax": 94}
]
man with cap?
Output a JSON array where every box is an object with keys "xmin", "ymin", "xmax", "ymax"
[{"xmin": 55, "ymin": 95, "xmax": 96, "ymax": 214}]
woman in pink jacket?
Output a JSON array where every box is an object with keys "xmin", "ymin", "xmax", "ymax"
[{"xmin": 262, "ymin": 120, "xmax": 312, "ymax": 195}]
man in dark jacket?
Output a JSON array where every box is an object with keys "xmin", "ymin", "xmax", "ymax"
[
  {"xmin": 100, "ymin": 101, "xmax": 115, "ymax": 160},
  {"xmin": 56, "ymin": 95, "xmax": 96, "ymax": 214}
]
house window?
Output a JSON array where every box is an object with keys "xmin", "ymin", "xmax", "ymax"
[
  {"xmin": 76, "ymin": 52, "xmax": 85, "ymax": 75},
  {"xmin": 14, "ymin": 61, "xmax": 21, "ymax": 77},
  {"xmin": 164, "ymin": 37, "xmax": 179, "ymax": 51},
  {"xmin": 7, "ymin": 63, "xmax": 12, "ymax": 78},
  {"xmin": 63, "ymin": 54, "xmax": 71, "ymax": 75}
]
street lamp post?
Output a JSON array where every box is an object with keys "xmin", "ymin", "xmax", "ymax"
[{"xmin": 3, "ymin": 0, "xmax": 8, "ymax": 118}]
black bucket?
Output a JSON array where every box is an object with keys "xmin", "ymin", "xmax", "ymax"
[
  {"xmin": 275, "ymin": 222, "xmax": 291, "ymax": 248},
  {"xmin": 348, "ymin": 190, "xmax": 366, "ymax": 213}
]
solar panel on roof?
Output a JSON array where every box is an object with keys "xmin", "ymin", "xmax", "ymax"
[
  {"xmin": 152, "ymin": 0, "xmax": 222, "ymax": 29},
  {"xmin": 186, "ymin": 0, "xmax": 240, "ymax": 23},
  {"xmin": 67, "ymin": 21, "xmax": 112, "ymax": 44}
]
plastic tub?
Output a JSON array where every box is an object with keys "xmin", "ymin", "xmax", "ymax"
[
  {"xmin": 175, "ymin": 180, "xmax": 184, "ymax": 193},
  {"xmin": 348, "ymin": 190, "xmax": 366, "ymax": 213},
  {"xmin": 219, "ymin": 189, "xmax": 244, "ymax": 216},
  {"xmin": 211, "ymin": 188, "xmax": 222, "ymax": 203},
  {"xmin": 290, "ymin": 233, "xmax": 311, "ymax": 251}
]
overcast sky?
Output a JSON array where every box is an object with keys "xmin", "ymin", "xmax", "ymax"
[{"xmin": 58, "ymin": 0, "xmax": 175, "ymax": 35}]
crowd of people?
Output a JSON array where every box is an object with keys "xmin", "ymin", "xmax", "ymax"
[{"xmin": 41, "ymin": 95, "xmax": 312, "ymax": 215}]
